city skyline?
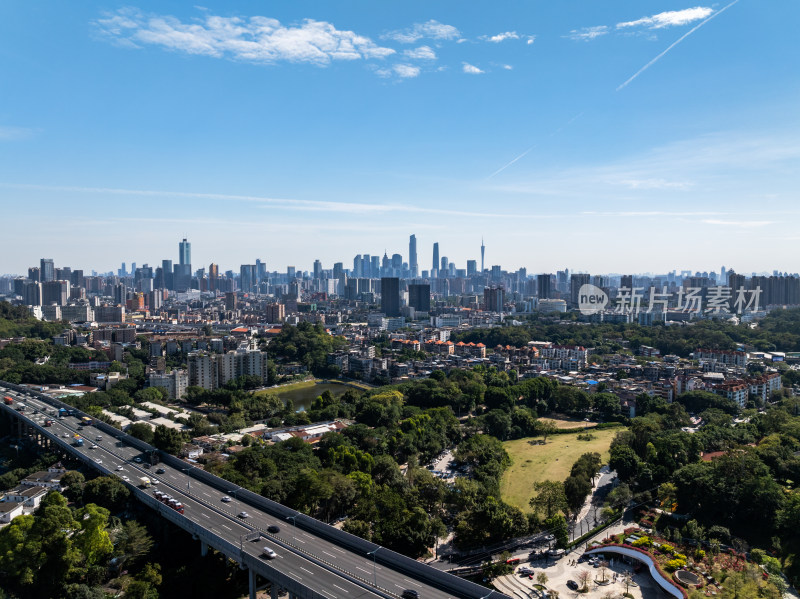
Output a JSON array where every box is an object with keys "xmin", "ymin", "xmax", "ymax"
[{"xmin": 1, "ymin": 2, "xmax": 798, "ymax": 273}]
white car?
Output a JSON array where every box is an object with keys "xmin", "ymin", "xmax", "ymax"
[
  {"xmin": 238, "ymin": 511, "xmax": 250, "ymax": 519},
  {"xmin": 90, "ymin": 444, "xmax": 98, "ymax": 449},
  {"xmin": 116, "ymin": 465, "xmax": 124, "ymax": 471},
  {"xmin": 122, "ymin": 476, "xmax": 130, "ymax": 482},
  {"xmin": 63, "ymin": 433, "xmax": 70, "ymax": 438},
  {"xmin": 262, "ymin": 547, "xmax": 277, "ymax": 559},
  {"xmin": 221, "ymin": 496, "xmax": 232, "ymax": 503},
  {"xmin": 95, "ymin": 459, "xmax": 102, "ymax": 464}
]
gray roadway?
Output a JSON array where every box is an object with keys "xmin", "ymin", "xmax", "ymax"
[{"xmin": 4, "ymin": 389, "xmax": 464, "ymax": 599}]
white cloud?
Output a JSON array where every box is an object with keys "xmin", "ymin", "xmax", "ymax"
[
  {"xmin": 402, "ymin": 46, "xmax": 436, "ymax": 60},
  {"xmin": 383, "ymin": 20, "xmax": 460, "ymax": 44},
  {"xmin": 481, "ymin": 31, "xmax": 519, "ymax": 43},
  {"xmin": 0, "ymin": 126, "xmax": 38, "ymax": 141},
  {"xmin": 565, "ymin": 26, "xmax": 609, "ymax": 41},
  {"xmin": 93, "ymin": 8, "xmax": 395, "ymax": 65},
  {"xmin": 502, "ymin": 64, "xmax": 513, "ymax": 70},
  {"xmin": 393, "ymin": 64, "xmax": 421, "ymax": 78},
  {"xmin": 702, "ymin": 219, "xmax": 774, "ymax": 227},
  {"xmin": 462, "ymin": 63, "xmax": 484, "ymax": 74},
  {"xmin": 617, "ymin": 178, "xmax": 693, "ymax": 190},
  {"xmin": 526, "ymin": 36, "xmax": 536, "ymax": 45},
  {"xmin": 617, "ymin": 7, "xmax": 714, "ymax": 29}
]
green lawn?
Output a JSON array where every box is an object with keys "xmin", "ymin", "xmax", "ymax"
[{"xmin": 500, "ymin": 426, "xmax": 622, "ymax": 513}]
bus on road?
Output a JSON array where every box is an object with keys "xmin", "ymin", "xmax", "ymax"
[{"xmin": 80, "ymin": 416, "xmax": 93, "ymax": 426}]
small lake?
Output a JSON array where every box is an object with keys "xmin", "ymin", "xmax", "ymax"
[{"xmin": 270, "ymin": 382, "xmax": 355, "ymax": 413}]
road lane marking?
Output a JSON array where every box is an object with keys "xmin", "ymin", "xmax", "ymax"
[
  {"xmin": 323, "ymin": 550, "xmax": 336, "ymax": 558},
  {"xmin": 333, "ymin": 584, "xmax": 349, "ymax": 593},
  {"xmin": 301, "ymin": 567, "xmax": 314, "ymax": 574},
  {"xmin": 356, "ymin": 567, "xmax": 371, "ymax": 575},
  {"xmin": 221, "ymin": 524, "xmax": 232, "ymax": 530}
]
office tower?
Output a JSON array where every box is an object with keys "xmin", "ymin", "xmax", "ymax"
[
  {"xmin": 409, "ymin": 234, "xmax": 418, "ymax": 277},
  {"xmin": 131, "ymin": 262, "xmax": 137, "ymax": 274},
  {"xmin": 70, "ymin": 270, "xmax": 84, "ymax": 288},
  {"xmin": 537, "ymin": 274, "xmax": 552, "ymax": 299},
  {"xmin": 240, "ymin": 265, "xmax": 256, "ymax": 293},
  {"xmin": 467, "ymin": 260, "xmax": 477, "ymax": 276},
  {"xmin": 491, "ymin": 265, "xmax": 502, "ymax": 281},
  {"xmin": 620, "ymin": 275, "xmax": 633, "ymax": 290},
  {"xmin": 225, "ymin": 292, "xmax": 237, "ymax": 311},
  {"xmin": 362, "ymin": 254, "xmax": 371, "ymax": 278},
  {"xmin": 408, "ymin": 283, "xmax": 431, "ymax": 312},
  {"xmin": 161, "ymin": 260, "xmax": 173, "ymax": 290},
  {"xmin": 333, "ymin": 262, "xmax": 344, "ymax": 279},
  {"xmin": 256, "ymin": 259, "xmax": 266, "ymax": 285},
  {"xmin": 441, "ymin": 256, "xmax": 449, "ymax": 274},
  {"xmin": 55, "ymin": 267, "xmax": 71, "ymax": 282},
  {"xmin": 173, "ymin": 263, "xmax": 191, "ymax": 292},
  {"xmin": 391, "ymin": 253, "xmax": 403, "ymax": 271},
  {"xmin": 120, "ymin": 262, "xmax": 127, "ymax": 277},
  {"xmin": 313, "ymin": 259, "xmax": 322, "ymax": 279},
  {"xmin": 39, "ymin": 258, "xmax": 54, "ymax": 282},
  {"xmin": 353, "ymin": 255, "xmax": 362, "ymax": 278},
  {"xmin": 381, "ymin": 277, "xmax": 400, "ymax": 317},
  {"xmin": 113, "ymin": 283, "xmax": 127, "ymax": 305},
  {"xmin": 720, "ymin": 266, "xmax": 727, "ymax": 286},
  {"xmin": 179, "ymin": 238, "xmax": 191, "ymax": 266},
  {"xmin": 42, "ymin": 281, "xmax": 69, "ymax": 306},
  {"xmin": 432, "ymin": 243, "xmax": 439, "ymax": 273},
  {"xmin": 570, "ymin": 273, "xmax": 591, "ymax": 306},
  {"xmin": 484, "ymin": 286, "xmax": 504, "ymax": 312},
  {"xmin": 481, "ymin": 238, "xmax": 485, "ymax": 273},
  {"xmin": 209, "ymin": 263, "xmax": 219, "ymax": 292},
  {"xmin": 381, "ymin": 252, "xmax": 391, "ymax": 274},
  {"xmin": 370, "ymin": 255, "xmax": 380, "ymax": 278},
  {"xmin": 28, "ymin": 267, "xmax": 40, "ymax": 282},
  {"xmin": 287, "ymin": 266, "xmax": 296, "ymax": 279},
  {"xmin": 23, "ymin": 281, "xmax": 42, "ymax": 306}
]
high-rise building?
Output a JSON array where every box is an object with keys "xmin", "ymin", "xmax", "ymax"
[
  {"xmin": 28, "ymin": 267, "xmax": 40, "ymax": 282},
  {"xmin": 209, "ymin": 263, "xmax": 219, "ymax": 292},
  {"xmin": 484, "ymin": 286, "xmax": 504, "ymax": 312},
  {"xmin": 432, "ymin": 243, "xmax": 440, "ymax": 274},
  {"xmin": 381, "ymin": 277, "xmax": 400, "ymax": 317},
  {"xmin": 179, "ymin": 238, "xmax": 191, "ymax": 266},
  {"xmin": 161, "ymin": 259, "xmax": 173, "ymax": 290},
  {"xmin": 620, "ymin": 275, "xmax": 633, "ymax": 290},
  {"xmin": 313, "ymin": 259, "xmax": 323, "ymax": 279},
  {"xmin": 441, "ymin": 256, "xmax": 449, "ymax": 274},
  {"xmin": 408, "ymin": 283, "xmax": 431, "ymax": 312},
  {"xmin": 409, "ymin": 234, "xmax": 418, "ymax": 277},
  {"xmin": 537, "ymin": 274, "xmax": 553, "ymax": 299},
  {"xmin": 467, "ymin": 260, "xmax": 477, "ymax": 276},
  {"xmin": 40, "ymin": 258, "xmax": 55, "ymax": 282},
  {"xmin": 240, "ymin": 265, "xmax": 256, "ymax": 293},
  {"xmin": 570, "ymin": 273, "xmax": 591, "ymax": 306},
  {"xmin": 481, "ymin": 238, "xmax": 485, "ymax": 273}
]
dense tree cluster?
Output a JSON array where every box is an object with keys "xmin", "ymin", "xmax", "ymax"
[{"xmin": 267, "ymin": 322, "xmax": 348, "ymax": 377}]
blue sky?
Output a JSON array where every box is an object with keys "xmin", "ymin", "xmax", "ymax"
[{"xmin": 1, "ymin": 1, "xmax": 798, "ymax": 277}]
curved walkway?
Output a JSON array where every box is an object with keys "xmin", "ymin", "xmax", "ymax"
[{"xmin": 585, "ymin": 546, "xmax": 684, "ymax": 599}]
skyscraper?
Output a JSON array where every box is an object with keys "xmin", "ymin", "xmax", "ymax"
[
  {"xmin": 408, "ymin": 283, "xmax": 431, "ymax": 312},
  {"xmin": 40, "ymin": 258, "xmax": 55, "ymax": 282},
  {"xmin": 409, "ymin": 234, "xmax": 418, "ymax": 277},
  {"xmin": 432, "ymin": 243, "xmax": 439, "ymax": 273},
  {"xmin": 179, "ymin": 238, "xmax": 191, "ymax": 266},
  {"xmin": 381, "ymin": 277, "xmax": 400, "ymax": 317},
  {"xmin": 209, "ymin": 263, "xmax": 219, "ymax": 292},
  {"xmin": 537, "ymin": 274, "xmax": 552, "ymax": 299},
  {"xmin": 481, "ymin": 238, "xmax": 485, "ymax": 273}
]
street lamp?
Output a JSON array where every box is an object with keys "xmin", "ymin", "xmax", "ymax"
[{"xmin": 367, "ymin": 547, "xmax": 380, "ymax": 587}]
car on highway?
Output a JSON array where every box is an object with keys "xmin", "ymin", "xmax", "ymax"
[
  {"xmin": 401, "ymin": 590, "xmax": 419, "ymax": 599},
  {"xmin": 238, "ymin": 511, "xmax": 250, "ymax": 519},
  {"xmin": 156, "ymin": 468, "xmax": 165, "ymax": 474},
  {"xmin": 262, "ymin": 547, "xmax": 277, "ymax": 559},
  {"xmin": 90, "ymin": 444, "xmax": 99, "ymax": 449},
  {"xmin": 567, "ymin": 580, "xmax": 579, "ymax": 591},
  {"xmin": 63, "ymin": 433, "xmax": 70, "ymax": 438},
  {"xmin": 116, "ymin": 465, "xmax": 124, "ymax": 471},
  {"xmin": 142, "ymin": 463, "xmax": 151, "ymax": 469},
  {"xmin": 122, "ymin": 476, "xmax": 130, "ymax": 482},
  {"xmin": 95, "ymin": 459, "xmax": 102, "ymax": 464},
  {"xmin": 134, "ymin": 457, "xmax": 142, "ymax": 463},
  {"xmin": 221, "ymin": 496, "xmax": 231, "ymax": 502},
  {"xmin": 267, "ymin": 525, "xmax": 280, "ymax": 534},
  {"xmin": 96, "ymin": 436, "xmax": 102, "ymax": 441}
]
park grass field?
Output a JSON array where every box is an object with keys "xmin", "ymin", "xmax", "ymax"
[
  {"xmin": 539, "ymin": 417, "xmax": 594, "ymax": 430},
  {"xmin": 500, "ymin": 426, "xmax": 622, "ymax": 513}
]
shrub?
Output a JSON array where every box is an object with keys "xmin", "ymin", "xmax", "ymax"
[
  {"xmin": 665, "ymin": 558, "xmax": 687, "ymax": 572},
  {"xmin": 694, "ymin": 549, "xmax": 706, "ymax": 560},
  {"xmin": 632, "ymin": 537, "xmax": 652, "ymax": 548},
  {"xmin": 661, "ymin": 544, "xmax": 675, "ymax": 555}
]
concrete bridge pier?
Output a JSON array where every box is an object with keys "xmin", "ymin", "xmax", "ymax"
[
  {"xmin": 249, "ymin": 568, "xmax": 257, "ymax": 599},
  {"xmin": 271, "ymin": 583, "xmax": 279, "ymax": 599},
  {"xmin": 200, "ymin": 540, "xmax": 208, "ymax": 557}
]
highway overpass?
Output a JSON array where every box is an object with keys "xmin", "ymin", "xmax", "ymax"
[{"xmin": 0, "ymin": 381, "xmax": 510, "ymax": 599}]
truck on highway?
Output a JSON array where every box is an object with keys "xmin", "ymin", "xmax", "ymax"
[
  {"xmin": 44, "ymin": 419, "xmax": 53, "ymax": 427},
  {"xmin": 139, "ymin": 477, "xmax": 152, "ymax": 488},
  {"xmin": 3, "ymin": 396, "xmax": 12, "ymax": 405},
  {"xmin": 58, "ymin": 408, "xmax": 68, "ymax": 418},
  {"xmin": 153, "ymin": 489, "xmax": 184, "ymax": 514},
  {"xmin": 80, "ymin": 416, "xmax": 93, "ymax": 426}
]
